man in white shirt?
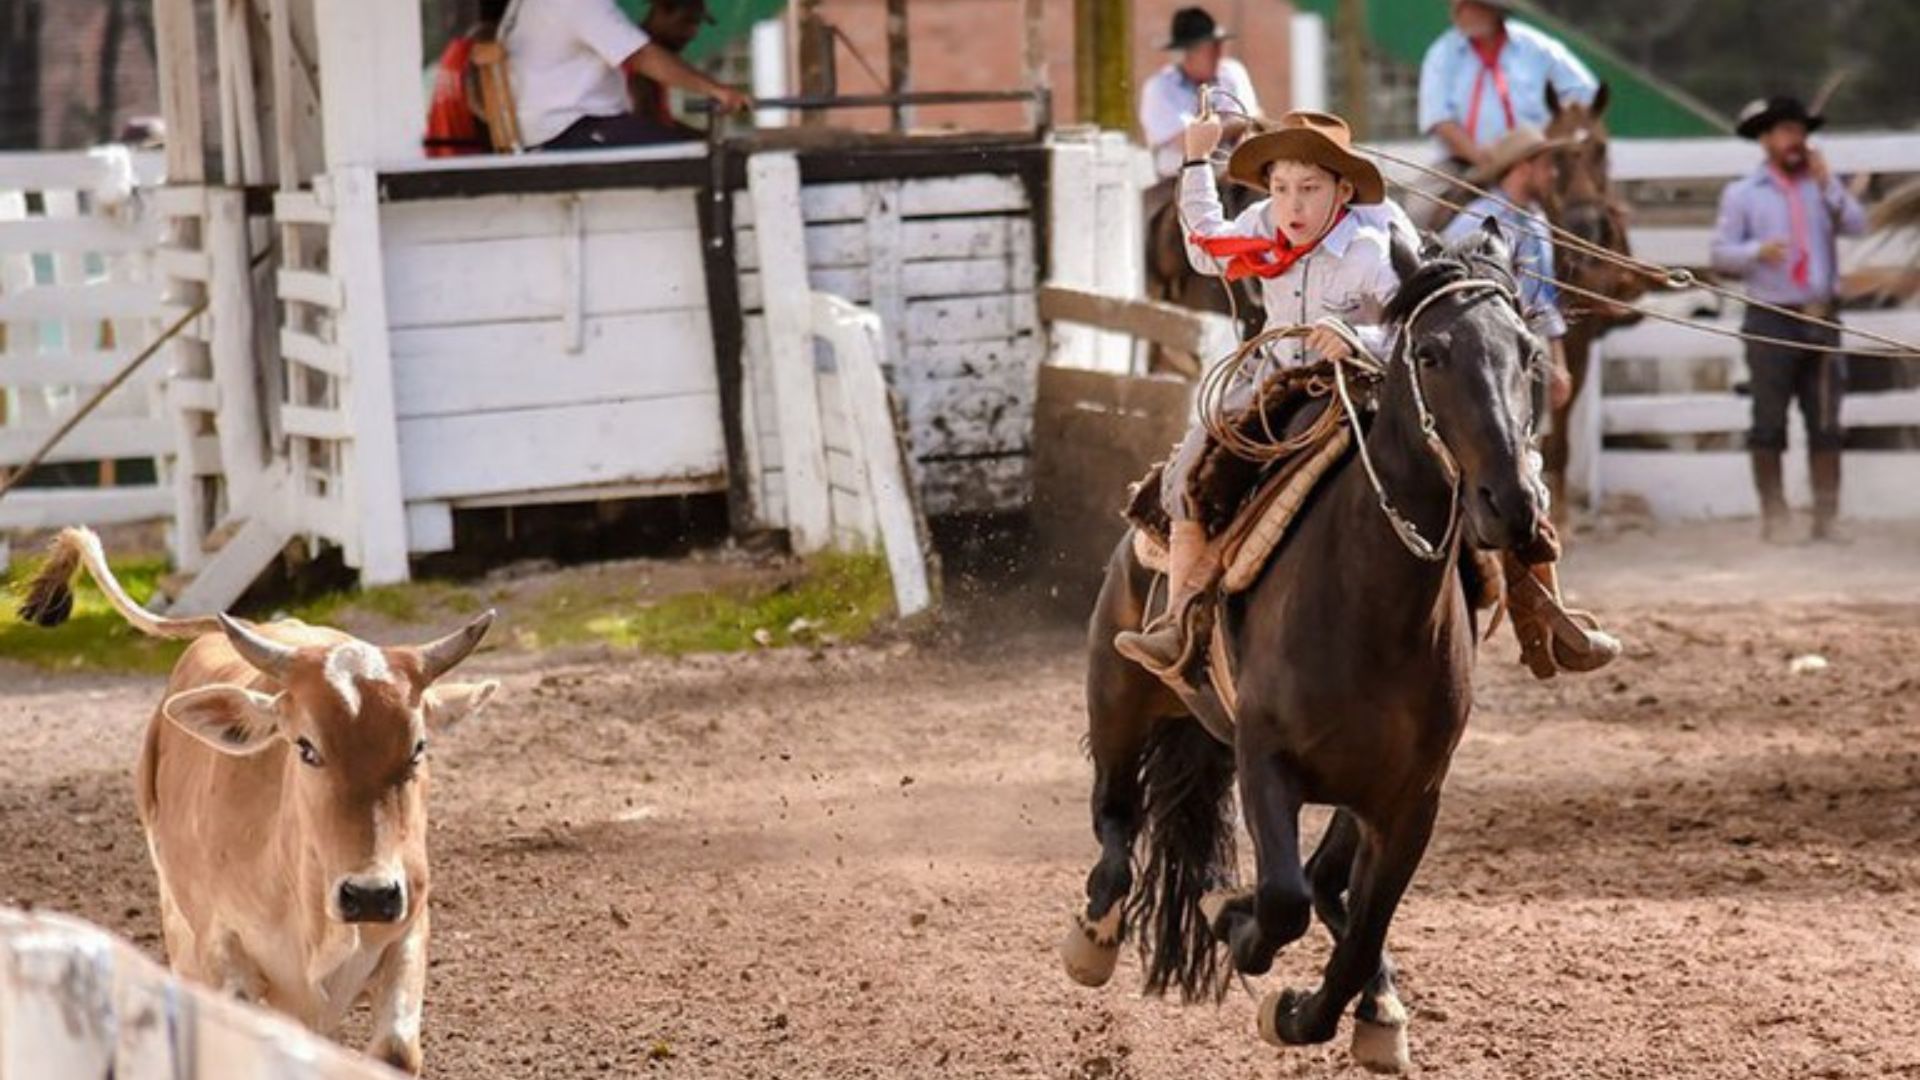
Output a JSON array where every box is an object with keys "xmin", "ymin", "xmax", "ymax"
[
  {"xmin": 1138, "ymin": 7, "xmax": 1262, "ymax": 182},
  {"xmin": 505, "ymin": 0, "xmax": 748, "ymax": 151}
]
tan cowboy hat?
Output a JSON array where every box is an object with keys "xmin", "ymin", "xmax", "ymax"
[
  {"xmin": 1466, "ymin": 125, "xmax": 1571, "ymax": 185},
  {"xmin": 1451, "ymin": 0, "xmax": 1521, "ymax": 13},
  {"xmin": 1226, "ymin": 110, "xmax": 1386, "ymax": 204}
]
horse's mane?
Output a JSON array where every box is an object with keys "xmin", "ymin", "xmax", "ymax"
[{"xmin": 1383, "ymin": 227, "xmax": 1518, "ymax": 326}]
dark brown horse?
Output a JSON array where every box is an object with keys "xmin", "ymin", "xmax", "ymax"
[
  {"xmin": 1061, "ymin": 226, "xmax": 1544, "ymax": 1073},
  {"xmin": 1540, "ymin": 82, "xmax": 1649, "ymax": 512}
]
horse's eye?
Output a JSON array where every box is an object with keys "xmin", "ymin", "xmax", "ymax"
[
  {"xmin": 411, "ymin": 739, "xmax": 428, "ymax": 765},
  {"xmin": 1417, "ymin": 347, "xmax": 1443, "ymax": 369},
  {"xmin": 295, "ymin": 737, "xmax": 323, "ymax": 768}
]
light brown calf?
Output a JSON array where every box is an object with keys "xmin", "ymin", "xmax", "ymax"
[{"xmin": 19, "ymin": 528, "xmax": 499, "ymax": 1073}]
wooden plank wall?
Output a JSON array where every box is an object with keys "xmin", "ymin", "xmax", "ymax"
[
  {"xmin": 1030, "ymin": 365, "xmax": 1191, "ymax": 607},
  {"xmin": 735, "ymin": 173, "xmax": 1042, "ymax": 519},
  {"xmin": 379, "ymin": 187, "xmax": 729, "ymax": 539}
]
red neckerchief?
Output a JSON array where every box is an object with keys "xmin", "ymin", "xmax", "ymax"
[
  {"xmin": 1464, "ymin": 30, "xmax": 1516, "ymax": 142},
  {"xmin": 1192, "ymin": 210, "xmax": 1348, "ymax": 282},
  {"xmin": 1769, "ymin": 165, "xmax": 1813, "ymax": 288}
]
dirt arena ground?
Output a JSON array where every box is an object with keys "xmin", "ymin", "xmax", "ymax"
[{"xmin": 2, "ymin": 521, "xmax": 1917, "ymax": 1078}]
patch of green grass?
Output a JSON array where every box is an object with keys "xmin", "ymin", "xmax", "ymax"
[
  {"xmin": 0, "ymin": 556, "xmax": 185, "ymax": 675},
  {"xmin": 287, "ymin": 578, "xmax": 486, "ymax": 627},
  {"xmin": 0, "ymin": 549, "xmax": 897, "ymax": 673},
  {"xmin": 519, "ymin": 552, "xmax": 896, "ymax": 656}
]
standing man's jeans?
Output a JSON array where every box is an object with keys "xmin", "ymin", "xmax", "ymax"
[
  {"xmin": 1744, "ymin": 303, "xmax": 1848, "ymax": 541},
  {"xmin": 1744, "ymin": 305, "xmax": 1846, "ymax": 453}
]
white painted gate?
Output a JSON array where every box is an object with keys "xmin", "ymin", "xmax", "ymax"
[{"xmin": 0, "ymin": 150, "xmax": 170, "ymax": 557}]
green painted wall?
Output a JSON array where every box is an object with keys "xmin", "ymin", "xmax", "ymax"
[{"xmin": 1293, "ymin": 0, "xmax": 1728, "ymax": 136}]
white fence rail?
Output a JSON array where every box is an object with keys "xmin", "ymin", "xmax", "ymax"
[
  {"xmin": 1376, "ymin": 132, "xmax": 1920, "ymax": 521},
  {"xmin": 0, "ymin": 907, "xmax": 398, "ymax": 1079},
  {"xmin": 0, "ymin": 149, "xmax": 169, "ymax": 549}
]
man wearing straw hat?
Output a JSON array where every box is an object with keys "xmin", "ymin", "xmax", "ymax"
[
  {"xmin": 1418, "ymin": 0, "xmax": 1597, "ymax": 169},
  {"xmin": 1442, "ymin": 125, "xmax": 1575, "ymax": 409},
  {"xmin": 1712, "ymin": 95, "xmax": 1868, "ymax": 543}
]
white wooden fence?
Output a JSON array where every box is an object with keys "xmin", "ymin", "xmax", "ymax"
[
  {"xmin": 1357, "ymin": 134, "xmax": 1920, "ymax": 520},
  {"xmin": 0, "ymin": 907, "xmax": 397, "ymax": 1078},
  {"xmin": 736, "ymin": 154, "xmax": 1044, "ymax": 517},
  {"xmin": 0, "ymin": 149, "xmax": 170, "ymax": 560},
  {"xmin": 1565, "ymin": 133, "xmax": 1920, "ymax": 519}
]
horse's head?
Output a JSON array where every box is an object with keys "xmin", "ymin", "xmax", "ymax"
[
  {"xmin": 1385, "ymin": 224, "xmax": 1544, "ymax": 552},
  {"xmin": 1543, "ymin": 82, "xmax": 1647, "ymax": 308}
]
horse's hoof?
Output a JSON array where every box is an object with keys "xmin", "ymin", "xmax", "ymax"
[
  {"xmin": 1259, "ymin": 987, "xmax": 1334, "ymax": 1047},
  {"xmin": 1350, "ymin": 1017, "xmax": 1410, "ymax": 1075},
  {"xmin": 1060, "ymin": 911, "xmax": 1122, "ymax": 988}
]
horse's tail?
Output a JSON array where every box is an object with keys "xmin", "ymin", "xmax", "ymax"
[
  {"xmin": 14, "ymin": 527, "xmax": 216, "ymax": 640},
  {"xmin": 1126, "ymin": 716, "xmax": 1237, "ymax": 1002}
]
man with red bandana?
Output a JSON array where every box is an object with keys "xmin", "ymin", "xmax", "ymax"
[{"xmin": 1417, "ymin": 0, "xmax": 1597, "ymax": 170}]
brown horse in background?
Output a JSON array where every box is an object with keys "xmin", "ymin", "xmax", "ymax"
[
  {"xmin": 1540, "ymin": 82, "xmax": 1649, "ymax": 513},
  {"xmin": 1061, "ymin": 228, "xmax": 1546, "ymax": 1073},
  {"xmin": 1145, "ymin": 174, "xmax": 1263, "ymax": 370}
]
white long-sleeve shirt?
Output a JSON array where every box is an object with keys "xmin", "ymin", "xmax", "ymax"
[{"xmin": 1179, "ymin": 165, "xmax": 1400, "ymax": 365}]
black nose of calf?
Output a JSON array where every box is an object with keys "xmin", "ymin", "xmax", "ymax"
[{"xmin": 337, "ymin": 880, "xmax": 405, "ymax": 923}]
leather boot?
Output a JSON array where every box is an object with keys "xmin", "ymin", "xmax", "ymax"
[
  {"xmin": 1750, "ymin": 450, "xmax": 1792, "ymax": 544},
  {"xmin": 1504, "ymin": 555, "xmax": 1621, "ymax": 680},
  {"xmin": 1809, "ymin": 449, "xmax": 1848, "ymax": 544},
  {"xmin": 1115, "ymin": 521, "xmax": 1216, "ymax": 677}
]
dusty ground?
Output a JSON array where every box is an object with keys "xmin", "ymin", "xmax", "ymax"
[{"xmin": 2, "ymin": 521, "xmax": 1918, "ymax": 1079}]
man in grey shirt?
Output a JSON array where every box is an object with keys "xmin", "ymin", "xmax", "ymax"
[{"xmin": 1711, "ymin": 96, "xmax": 1868, "ymax": 543}]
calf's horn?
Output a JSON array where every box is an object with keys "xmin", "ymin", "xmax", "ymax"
[
  {"xmin": 217, "ymin": 613, "xmax": 296, "ymax": 679},
  {"xmin": 416, "ymin": 609, "xmax": 496, "ymax": 682}
]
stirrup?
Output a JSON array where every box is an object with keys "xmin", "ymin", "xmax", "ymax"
[{"xmin": 1548, "ymin": 608, "xmax": 1620, "ymax": 673}]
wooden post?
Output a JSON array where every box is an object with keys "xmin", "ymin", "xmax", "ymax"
[
  {"xmin": 313, "ymin": 0, "xmax": 425, "ymax": 167},
  {"xmin": 886, "ymin": 0, "xmax": 910, "ymax": 133},
  {"xmin": 796, "ymin": 0, "xmax": 833, "ymax": 128},
  {"xmin": 153, "ymin": 0, "xmax": 205, "ymax": 182},
  {"xmin": 748, "ymin": 153, "xmax": 833, "ymax": 554},
  {"xmin": 1336, "ymin": 0, "xmax": 1369, "ymax": 138},
  {"xmin": 203, "ymin": 188, "xmax": 266, "ymax": 506},
  {"xmin": 1074, "ymin": 0, "xmax": 1131, "ymax": 130},
  {"xmin": 324, "ymin": 166, "xmax": 410, "ymax": 584},
  {"xmin": 1023, "ymin": 0, "xmax": 1048, "ymax": 129}
]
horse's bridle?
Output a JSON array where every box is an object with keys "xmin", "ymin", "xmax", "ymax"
[{"xmin": 1328, "ymin": 275, "xmax": 1523, "ymax": 563}]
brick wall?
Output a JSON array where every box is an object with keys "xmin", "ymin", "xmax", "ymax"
[
  {"xmin": 805, "ymin": 0, "xmax": 1297, "ymax": 135},
  {"xmin": 23, "ymin": 0, "xmax": 161, "ymax": 150}
]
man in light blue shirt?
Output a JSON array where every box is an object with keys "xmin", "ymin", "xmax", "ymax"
[
  {"xmin": 1711, "ymin": 96, "xmax": 1868, "ymax": 544},
  {"xmin": 1418, "ymin": 0, "xmax": 1597, "ymax": 168},
  {"xmin": 1443, "ymin": 125, "xmax": 1573, "ymax": 409}
]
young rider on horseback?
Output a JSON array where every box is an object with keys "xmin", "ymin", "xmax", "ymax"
[
  {"xmin": 1114, "ymin": 107, "xmax": 1400, "ymax": 676},
  {"xmin": 1114, "ymin": 107, "xmax": 1620, "ymax": 685}
]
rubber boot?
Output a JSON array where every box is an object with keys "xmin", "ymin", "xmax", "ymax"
[
  {"xmin": 1750, "ymin": 450, "xmax": 1792, "ymax": 544},
  {"xmin": 1809, "ymin": 449, "xmax": 1849, "ymax": 544},
  {"xmin": 1115, "ymin": 521, "xmax": 1215, "ymax": 677},
  {"xmin": 1504, "ymin": 556, "xmax": 1621, "ymax": 680}
]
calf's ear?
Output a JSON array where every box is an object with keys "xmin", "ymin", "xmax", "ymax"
[
  {"xmin": 162, "ymin": 686, "xmax": 286, "ymax": 755},
  {"xmin": 424, "ymin": 680, "xmax": 500, "ymax": 733}
]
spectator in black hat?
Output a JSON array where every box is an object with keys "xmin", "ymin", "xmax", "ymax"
[
  {"xmin": 1139, "ymin": 6, "xmax": 1262, "ymax": 182},
  {"xmin": 1711, "ymin": 95, "xmax": 1869, "ymax": 543}
]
